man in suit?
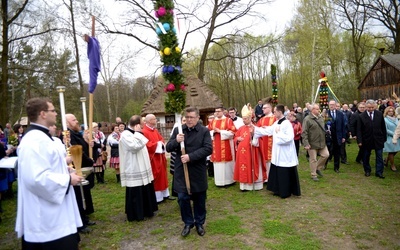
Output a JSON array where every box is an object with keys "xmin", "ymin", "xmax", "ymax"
[
  {"xmin": 340, "ymin": 103, "xmax": 352, "ymax": 164},
  {"xmin": 254, "ymin": 100, "xmax": 264, "ymax": 122},
  {"xmin": 327, "ymin": 100, "xmax": 346, "ymax": 173},
  {"xmin": 349, "ymin": 102, "xmax": 366, "ymax": 164},
  {"xmin": 356, "ymin": 99, "xmax": 387, "ymax": 179}
]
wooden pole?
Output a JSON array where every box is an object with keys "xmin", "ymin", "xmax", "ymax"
[
  {"xmin": 176, "ymin": 113, "xmax": 191, "ymax": 194},
  {"xmin": 89, "ymin": 93, "xmax": 93, "ymax": 158},
  {"xmin": 88, "ymin": 15, "xmax": 95, "ymax": 159},
  {"xmin": 91, "ymin": 16, "xmax": 95, "ymax": 37}
]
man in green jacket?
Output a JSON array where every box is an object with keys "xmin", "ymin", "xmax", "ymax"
[{"xmin": 302, "ymin": 104, "xmax": 330, "ymax": 181}]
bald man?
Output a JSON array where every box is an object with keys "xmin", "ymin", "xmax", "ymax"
[
  {"xmin": 65, "ymin": 114, "xmax": 97, "ymax": 233},
  {"xmin": 142, "ymin": 114, "xmax": 170, "ymax": 203}
]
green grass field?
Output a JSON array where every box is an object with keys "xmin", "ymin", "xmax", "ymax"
[{"xmin": 1, "ymin": 141, "xmax": 400, "ymax": 249}]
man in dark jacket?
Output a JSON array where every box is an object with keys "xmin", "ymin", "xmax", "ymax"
[
  {"xmin": 166, "ymin": 107, "xmax": 213, "ymax": 237},
  {"xmin": 65, "ymin": 113, "xmax": 98, "ymax": 233},
  {"xmin": 349, "ymin": 102, "xmax": 366, "ymax": 164},
  {"xmin": 254, "ymin": 99, "xmax": 264, "ymax": 122},
  {"xmin": 357, "ymin": 99, "xmax": 387, "ymax": 178}
]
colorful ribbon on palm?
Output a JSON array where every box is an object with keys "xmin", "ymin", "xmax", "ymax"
[{"xmin": 319, "ymin": 72, "xmax": 329, "ymax": 110}]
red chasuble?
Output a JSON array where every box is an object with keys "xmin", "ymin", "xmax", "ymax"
[
  {"xmin": 208, "ymin": 117, "xmax": 236, "ymax": 162},
  {"xmin": 233, "ymin": 125, "xmax": 266, "ymax": 183},
  {"xmin": 256, "ymin": 115, "xmax": 276, "ymax": 162},
  {"xmin": 142, "ymin": 126, "xmax": 168, "ymax": 191}
]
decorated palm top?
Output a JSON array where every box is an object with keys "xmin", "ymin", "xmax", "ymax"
[{"xmin": 154, "ymin": 0, "xmax": 185, "ymax": 114}]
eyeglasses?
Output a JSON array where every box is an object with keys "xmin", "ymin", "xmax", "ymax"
[
  {"xmin": 44, "ymin": 109, "xmax": 56, "ymax": 113},
  {"xmin": 185, "ymin": 116, "xmax": 198, "ymax": 119}
]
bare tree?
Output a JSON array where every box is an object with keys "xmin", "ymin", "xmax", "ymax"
[
  {"xmin": 99, "ymin": 36, "xmax": 137, "ymax": 121},
  {"xmin": 97, "ymin": 0, "xmax": 276, "ymax": 81},
  {"xmin": 1, "ymin": 0, "xmax": 57, "ymax": 123},
  {"xmin": 334, "ymin": 0, "xmax": 370, "ymax": 87},
  {"xmin": 62, "ymin": 0, "xmax": 87, "ymax": 96},
  {"xmin": 358, "ymin": 0, "xmax": 400, "ymax": 53}
]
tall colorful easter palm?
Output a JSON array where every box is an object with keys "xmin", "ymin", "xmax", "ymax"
[{"xmin": 153, "ymin": 0, "xmax": 185, "ymax": 113}]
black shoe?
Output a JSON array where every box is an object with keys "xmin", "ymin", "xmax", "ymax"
[
  {"xmin": 87, "ymin": 221, "xmax": 96, "ymax": 226},
  {"xmin": 316, "ymin": 170, "xmax": 323, "ymax": 177},
  {"xmin": 196, "ymin": 225, "xmax": 205, "ymax": 236},
  {"xmin": 181, "ymin": 225, "xmax": 194, "ymax": 237},
  {"xmin": 166, "ymin": 196, "xmax": 176, "ymax": 201},
  {"xmin": 341, "ymin": 161, "xmax": 349, "ymax": 165},
  {"xmin": 78, "ymin": 227, "xmax": 92, "ymax": 234},
  {"xmin": 364, "ymin": 172, "xmax": 371, "ymax": 177},
  {"xmin": 356, "ymin": 160, "xmax": 363, "ymax": 164},
  {"xmin": 375, "ymin": 173, "xmax": 385, "ymax": 179},
  {"xmin": 334, "ymin": 169, "xmax": 340, "ymax": 173}
]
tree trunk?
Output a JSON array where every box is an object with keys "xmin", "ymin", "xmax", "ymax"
[
  {"xmin": 197, "ymin": 2, "xmax": 218, "ymax": 82},
  {"xmin": 68, "ymin": 0, "xmax": 84, "ymax": 96},
  {"xmin": 106, "ymin": 81, "xmax": 112, "ymax": 122},
  {"xmin": 1, "ymin": 0, "xmax": 9, "ymax": 123}
]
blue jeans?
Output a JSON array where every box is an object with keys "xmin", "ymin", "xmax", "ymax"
[
  {"xmin": 363, "ymin": 148, "xmax": 384, "ymax": 175},
  {"xmin": 177, "ymin": 191, "xmax": 206, "ymax": 227}
]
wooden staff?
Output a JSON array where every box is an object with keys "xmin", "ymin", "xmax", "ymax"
[
  {"xmin": 88, "ymin": 16, "xmax": 95, "ymax": 159},
  {"xmin": 177, "ymin": 113, "xmax": 191, "ymax": 194}
]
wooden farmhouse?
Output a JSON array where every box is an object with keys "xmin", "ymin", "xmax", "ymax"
[
  {"xmin": 358, "ymin": 54, "xmax": 400, "ymax": 100},
  {"xmin": 141, "ymin": 75, "xmax": 223, "ymax": 138}
]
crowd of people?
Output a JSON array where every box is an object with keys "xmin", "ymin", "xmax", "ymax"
[{"xmin": 1, "ymin": 95, "xmax": 399, "ymax": 247}]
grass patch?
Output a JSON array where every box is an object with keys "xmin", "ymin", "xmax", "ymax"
[{"xmin": 208, "ymin": 215, "xmax": 247, "ymax": 235}]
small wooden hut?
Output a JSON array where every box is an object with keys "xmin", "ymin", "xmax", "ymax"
[
  {"xmin": 141, "ymin": 75, "xmax": 223, "ymax": 138},
  {"xmin": 358, "ymin": 54, "xmax": 400, "ymax": 100}
]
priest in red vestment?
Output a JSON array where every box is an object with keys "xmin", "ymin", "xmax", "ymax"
[
  {"xmin": 208, "ymin": 107, "xmax": 237, "ymax": 186},
  {"xmin": 142, "ymin": 114, "xmax": 170, "ymax": 203},
  {"xmin": 256, "ymin": 103, "xmax": 276, "ymax": 182},
  {"xmin": 234, "ymin": 104, "xmax": 267, "ymax": 191}
]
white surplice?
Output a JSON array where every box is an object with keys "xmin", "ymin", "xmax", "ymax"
[{"xmin": 15, "ymin": 127, "xmax": 82, "ymax": 242}]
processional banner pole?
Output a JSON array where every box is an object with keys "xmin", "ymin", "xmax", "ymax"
[{"xmin": 88, "ymin": 15, "xmax": 96, "ymax": 159}]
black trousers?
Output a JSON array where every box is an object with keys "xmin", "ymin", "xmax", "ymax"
[
  {"xmin": 22, "ymin": 233, "xmax": 80, "ymax": 250},
  {"xmin": 340, "ymin": 141, "xmax": 347, "ymax": 162},
  {"xmin": 356, "ymin": 145, "xmax": 364, "ymax": 162},
  {"xmin": 329, "ymin": 136, "xmax": 341, "ymax": 170}
]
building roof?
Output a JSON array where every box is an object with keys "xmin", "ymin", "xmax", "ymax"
[
  {"xmin": 381, "ymin": 54, "xmax": 400, "ymax": 71},
  {"xmin": 141, "ymin": 75, "xmax": 223, "ymax": 115},
  {"xmin": 358, "ymin": 53, "xmax": 400, "ymax": 89}
]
